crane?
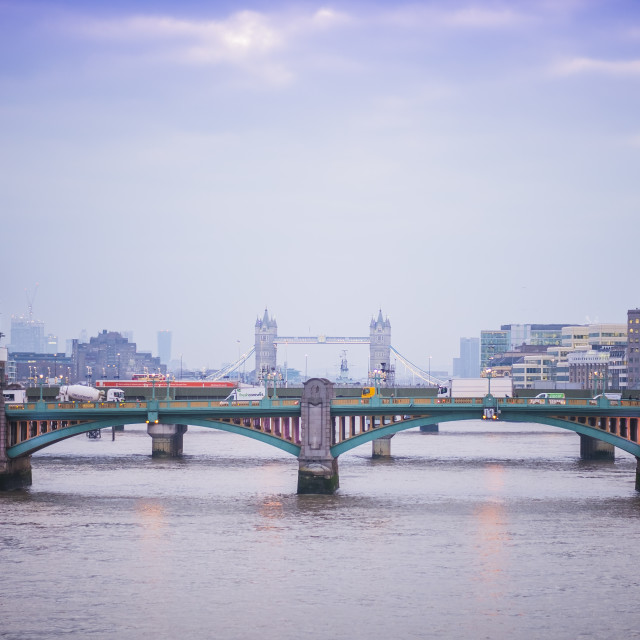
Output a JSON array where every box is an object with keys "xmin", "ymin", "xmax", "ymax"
[{"xmin": 25, "ymin": 283, "xmax": 39, "ymax": 322}]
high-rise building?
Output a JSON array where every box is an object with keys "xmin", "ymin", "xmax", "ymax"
[
  {"xmin": 453, "ymin": 337, "xmax": 480, "ymax": 377},
  {"xmin": 9, "ymin": 316, "xmax": 44, "ymax": 353},
  {"xmin": 157, "ymin": 330, "xmax": 172, "ymax": 365},
  {"xmin": 627, "ymin": 309, "xmax": 640, "ymax": 390}
]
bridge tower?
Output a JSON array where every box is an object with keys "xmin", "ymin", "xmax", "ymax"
[
  {"xmin": 255, "ymin": 309, "xmax": 278, "ymax": 381},
  {"xmin": 369, "ymin": 310, "xmax": 393, "ymax": 383}
]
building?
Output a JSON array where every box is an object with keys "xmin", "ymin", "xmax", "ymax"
[
  {"xmin": 480, "ymin": 330, "xmax": 510, "ymax": 369},
  {"xmin": 568, "ymin": 350, "xmax": 609, "ymax": 391},
  {"xmin": 511, "ymin": 353, "xmax": 558, "ymax": 389},
  {"xmin": 562, "ymin": 326, "xmax": 590, "ymax": 350},
  {"xmin": 157, "ymin": 330, "xmax": 172, "ymax": 365},
  {"xmin": 369, "ymin": 310, "xmax": 393, "ymax": 382},
  {"xmin": 71, "ymin": 330, "xmax": 164, "ymax": 383},
  {"xmin": 627, "ymin": 309, "xmax": 640, "ymax": 390},
  {"xmin": 453, "ymin": 337, "xmax": 480, "ymax": 378},
  {"xmin": 588, "ymin": 324, "xmax": 627, "ymax": 347},
  {"xmin": 254, "ymin": 309, "xmax": 278, "ymax": 381},
  {"xmin": 10, "ymin": 352, "xmax": 72, "ymax": 385},
  {"xmin": 9, "ymin": 315, "xmax": 45, "ymax": 353}
]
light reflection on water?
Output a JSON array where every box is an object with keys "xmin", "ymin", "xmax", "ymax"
[{"xmin": 1, "ymin": 422, "xmax": 640, "ymax": 640}]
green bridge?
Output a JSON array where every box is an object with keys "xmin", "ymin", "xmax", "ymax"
[{"xmin": 2, "ymin": 378, "xmax": 640, "ymax": 493}]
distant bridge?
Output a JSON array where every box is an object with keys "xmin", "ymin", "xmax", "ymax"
[{"xmin": 3, "ymin": 379, "xmax": 640, "ymax": 493}]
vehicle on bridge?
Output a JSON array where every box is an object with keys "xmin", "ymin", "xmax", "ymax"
[
  {"xmin": 57, "ymin": 384, "xmax": 124, "ymax": 403},
  {"xmin": 219, "ymin": 386, "xmax": 266, "ymax": 406},
  {"xmin": 2, "ymin": 389, "xmax": 26, "ymax": 403},
  {"xmin": 437, "ymin": 377, "xmax": 513, "ymax": 399},
  {"xmin": 530, "ymin": 392, "xmax": 566, "ymax": 405}
]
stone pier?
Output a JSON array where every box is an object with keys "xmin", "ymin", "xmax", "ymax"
[
  {"xmin": 0, "ymin": 394, "xmax": 32, "ymax": 489},
  {"xmin": 297, "ymin": 378, "xmax": 339, "ymax": 494},
  {"xmin": 0, "ymin": 456, "xmax": 32, "ymax": 490},
  {"xmin": 147, "ymin": 423, "xmax": 188, "ymax": 457},
  {"xmin": 372, "ymin": 434, "xmax": 394, "ymax": 457},
  {"xmin": 580, "ymin": 434, "xmax": 615, "ymax": 460}
]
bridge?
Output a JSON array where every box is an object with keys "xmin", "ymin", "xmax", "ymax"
[{"xmin": 2, "ymin": 379, "xmax": 640, "ymax": 493}]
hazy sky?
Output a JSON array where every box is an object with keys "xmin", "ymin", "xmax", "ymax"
[{"xmin": 1, "ymin": 0, "xmax": 639, "ymax": 377}]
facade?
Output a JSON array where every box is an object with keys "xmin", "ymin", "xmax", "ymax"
[
  {"xmin": 628, "ymin": 309, "xmax": 640, "ymax": 390},
  {"xmin": 568, "ymin": 350, "xmax": 609, "ymax": 391},
  {"xmin": 511, "ymin": 354, "xmax": 558, "ymax": 389},
  {"xmin": 157, "ymin": 330, "xmax": 172, "ymax": 365},
  {"xmin": 10, "ymin": 352, "xmax": 73, "ymax": 385},
  {"xmin": 369, "ymin": 310, "xmax": 393, "ymax": 382},
  {"xmin": 588, "ymin": 324, "xmax": 627, "ymax": 347},
  {"xmin": 480, "ymin": 330, "xmax": 510, "ymax": 369},
  {"xmin": 562, "ymin": 326, "xmax": 590, "ymax": 349}
]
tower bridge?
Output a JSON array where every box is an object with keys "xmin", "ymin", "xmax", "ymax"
[
  {"xmin": 3, "ymin": 379, "xmax": 640, "ymax": 494},
  {"xmin": 254, "ymin": 309, "xmax": 394, "ymax": 382}
]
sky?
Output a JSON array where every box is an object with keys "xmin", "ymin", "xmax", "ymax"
[{"xmin": 1, "ymin": 0, "xmax": 639, "ymax": 378}]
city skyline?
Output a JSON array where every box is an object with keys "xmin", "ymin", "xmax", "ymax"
[{"xmin": 1, "ymin": 1, "xmax": 639, "ymax": 372}]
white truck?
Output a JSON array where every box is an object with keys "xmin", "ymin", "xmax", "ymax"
[
  {"xmin": 219, "ymin": 386, "xmax": 266, "ymax": 406},
  {"xmin": 3, "ymin": 389, "xmax": 27, "ymax": 403},
  {"xmin": 57, "ymin": 385, "xmax": 125, "ymax": 403},
  {"xmin": 437, "ymin": 377, "xmax": 513, "ymax": 399}
]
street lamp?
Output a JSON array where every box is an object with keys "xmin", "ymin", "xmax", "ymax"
[
  {"xmin": 486, "ymin": 368, "xmax": 492, "ymax": 396},
  {"xmin": 305, "ymin": 354, "xmax": 308, "ymax": 381}
]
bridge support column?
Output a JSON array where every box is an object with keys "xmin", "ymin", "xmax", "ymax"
[
  {"xmin": 147, "ymin": 423, "xmax": 188, "ymax": 458},
  {"xmin": 372, "ymin": 434, "xmax": 394, "ymax": 457},
  {"xmin": 0, "ymin": 394, "xmax": 32, "ymax": 490},
  {"xmin": 580, "ymin": 434, "xmax": 615, "ymax": 460},
  {"xmin": 636, "ymin": 458, "xmax": 640, "ymax": 493},
  {"xmin": 0, "ymin": 457, "xmax": 32, "ymax": 490},
  {"xmin": 297, "ymin": 378, "xmax": 339, "ymax": 494}
]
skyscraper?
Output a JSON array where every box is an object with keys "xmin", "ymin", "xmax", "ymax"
[{"xmin": 157, "ymin": 330, "xmax": 172, "ymax": 366}]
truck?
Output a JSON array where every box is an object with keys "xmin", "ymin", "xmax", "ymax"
[
  {"xmin": 57, "ymin": 385, "xmax": 125, "ymax": 403},
  {"xmin": 437, "ymin": 377, "xmax": 513, "ymax": 399},
  {"xmin": 2, "ymin": 388, "xmax": 27, "ymax": 403},
  {"xmin": 219, "ymin": 386, "xmax": 266, "ymax": 406}
]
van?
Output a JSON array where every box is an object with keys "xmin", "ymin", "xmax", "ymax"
[
  {"xmin": 531, "ymin": 392, "xmax": 565, "ymax": 405},
  {"xmin": 593, "ymin": 393, "xmax": 621, "ymax": 401}
]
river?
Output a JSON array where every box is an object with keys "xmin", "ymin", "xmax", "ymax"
[{"xmin": 1, "ymin": 422, "xmax": 639, "ymax": 639}]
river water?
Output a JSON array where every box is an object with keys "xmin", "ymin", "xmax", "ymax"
[{"xmin": 1, "ymin": 422, "xmax": 640, "ymax": 640}]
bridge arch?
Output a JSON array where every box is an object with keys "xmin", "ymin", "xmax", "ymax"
[
  {"xmin": 331, "ymin": 414, "xmax": 640, "ymax": 458},
  {"xmin": 7, "ymin": 416, "xmax": 301, "ymax": 459}
]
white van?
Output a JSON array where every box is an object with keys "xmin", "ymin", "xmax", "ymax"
[{"xmin": 531, "ymin": 392, "xmax": 566, "ymax": 405}]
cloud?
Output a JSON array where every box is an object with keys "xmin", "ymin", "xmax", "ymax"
[
  {"xmin": 61, "ymin": 7, "xmax": 352, "ymax": 85},
  {"xmin": 553, "ymin": 57, "xmax": 640, "ymax": 76},
  {"xmin": 379, "ymin": 4, "xmax": 528, "ymax": 30}
]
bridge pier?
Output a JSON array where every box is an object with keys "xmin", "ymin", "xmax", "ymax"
[
  {"xmin": 147, "ymin": 423, "xmax": 188, "ymax": 458},
  {"xmin": 372, "ymin": 435, "xmax": 394, "ymax": 457},
  {"xmin": 297, "ymin": 378, "xmax": 339, "ymax": 494},
  {"xmin": 0, "ymin": 457, "xmax": 32, "ymax": 490},
  {"xmin": 636, "ymin": 458, "xmax": 640, "ymax": 493},
  {"xmin": 580, "ymin": 434, "xmax": 615, "ymax": 460}
]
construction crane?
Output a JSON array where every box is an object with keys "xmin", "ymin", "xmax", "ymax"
[{"xmin": 25, "ymin": 283, "xmax": 39, "ymax": 322}]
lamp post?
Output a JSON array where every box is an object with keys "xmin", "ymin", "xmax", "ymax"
[
  {"xmin": 486, "ymin": 368, "xmax": 492, "ymax": 396},
  {"xmin": 429, "ymin": 355, "xmax": 432, "ymax": 385},
  {"xmin": 305, "ymin": 354, "xmax": 308, "ymax": 381}
]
